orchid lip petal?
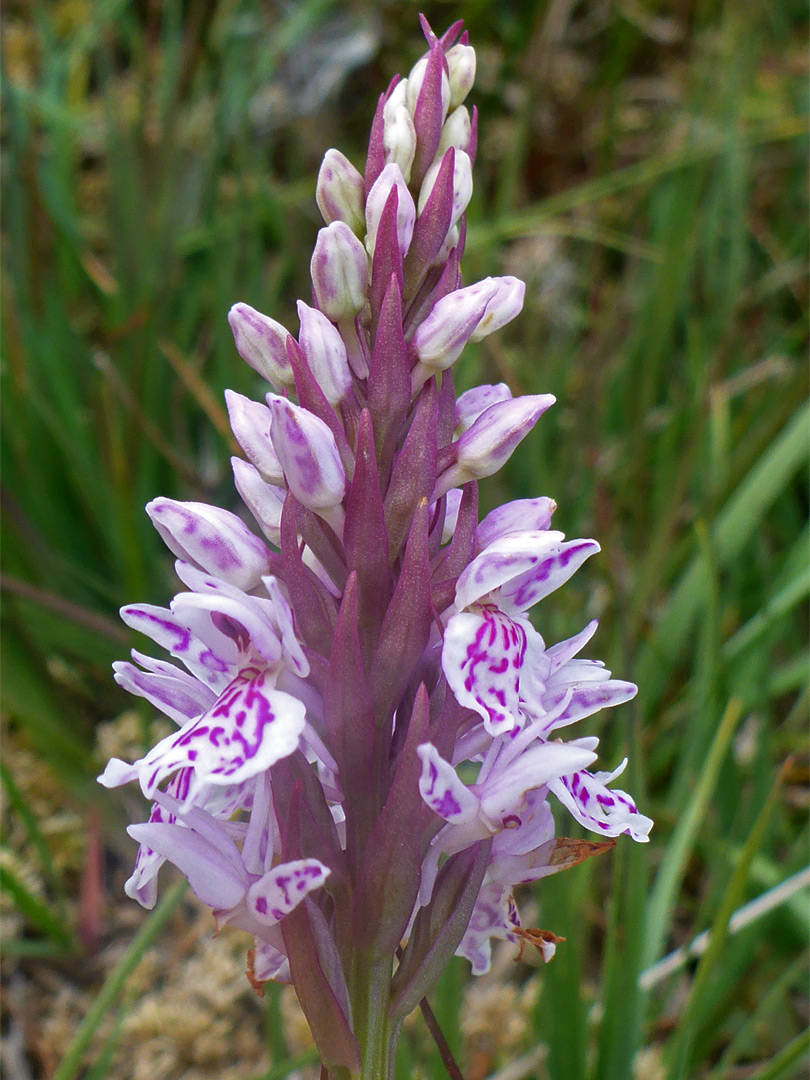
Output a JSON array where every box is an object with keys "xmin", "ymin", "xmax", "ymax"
[
  {"xmin": 247, "ymin": 859, "xmax": 331, "ymax": 925},
  {"xmin": 417, "ymin": 743, "xmax": 480, "ymax": 824},
  {"xmin": 136, "ymin": 671, "xmax": 305, "ymax": 802}
]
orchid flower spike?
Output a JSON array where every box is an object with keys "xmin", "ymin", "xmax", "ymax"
[{"xmin": 101, "ymin": 18, "xmax": 649, "ymax": 1077}]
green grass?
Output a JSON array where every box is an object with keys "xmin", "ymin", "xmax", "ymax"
[{"xmin": 2, "ymin": 1, "xmax": 808, "ymax": 1078}]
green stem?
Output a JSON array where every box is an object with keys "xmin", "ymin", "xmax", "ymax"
[{"xmin": 345, "ymin": 953, "xmax": 394, "ymax": 1080}]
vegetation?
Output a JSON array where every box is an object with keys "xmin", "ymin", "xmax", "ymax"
[{"xmin": 2, "ymin": 1, "xmax": 807, "ymax": 1077}]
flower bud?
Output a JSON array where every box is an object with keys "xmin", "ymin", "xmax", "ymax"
[
  {"xmin": 437, "ymin": 106, "xmax": 471, "ymax": 158},
  {"xmin": 231, "ymin": 457, "xmax": 285, "ymax": 547},
  {"xmin": 385, "ymin": 77, "xmax": 408, "ymax": 113},
  {"xmin": 419, "ymin": 149, "xmax": 472, "ymax": 230},
  {"xmin": 228, "ymin": 303, "xmax": 294, "ymax": 389},
  {"xmin": 225, "ymin": 390, "xmax": 285, "ymax": 485},
  {"xmin": 365, "ymin": 163, "xmax": 415, "ymax": 260},
  {"xmin": 434, "ymin": 394, "xmax": 556, "ymax": 497},
  {"xmin": 296, "ymin": 301, "xmax": 352, "ymax": 406},
  {"xmin": 405, "ymin": 54, "xmax": 450, "ymax": 120},
  {"xmin": 267, "ymin": 396, "xmax": 346, "ymax": 526},
  {"xmin": 412, "ymin": 278, "xmax": 498, "ymax": 374},
  {"xmin": 446, "ymin": 43, "xmax": 476, "ymax": 108},
  {"xmin": 316, "ymin": 148, "xmax": 366, "ymax": 235},
  {"xmin": 468, "ymin": 276, "xmax": 525, "ymax": 342},
  {"xmin": 310, "ymin": 222, "xmax": 369, "ymax": 321},
  {"xmin": 383, "ymin": 102, "xmax": 417, "ymax": 183},
  {"xmin": 433, "ymin": 223, "xmax": 460, "ymax": 267},
  {"xmin": 455, "ymin": 383, "xmax": 513, "ymax": 433},
  {"xmin": 146, "ymin": 498, "xmax": 271, "ymax": 591},
  {"xmin": 441, "ymin": 487, "xmax": 464, "ymax": 544}
]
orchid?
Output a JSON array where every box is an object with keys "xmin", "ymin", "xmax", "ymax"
[{"xmin": 101, "ymin": 17, "xmax": 650, "ymax": 1078}]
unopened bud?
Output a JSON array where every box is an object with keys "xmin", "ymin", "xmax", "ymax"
[
  {"xmin": 225, "ymin": 390, "xmax": 285, "ymax": 486},
  {"xmin": 228, "ymin": 303, "xmax": 294, "ymax": 389},
  {"xmin": 437, "ymin": 106, "xmax": 471, "ymax": 158},
  {"xmin": 296, "ymin": 301, "xmax": 352, "ymax": 406},
  {"xmin": 385, "ymin": 78, "xmax": 408, "ymax": 113},
  {"xmin": 383, "ymin": 102, "xmax": 417, "ymax": 183},
  {"xmin": 232, "ymin": 458, "xmax": 285, "ymax": 547},
  {"xmin": 365, "ymin": 163, "xmax": 415, "ymax": 259},
  {"xmin": 433, "ymin": 223, "xmax": 460, "ymax": 267},
  {"xmin": 441, "ymin": 488, "xmax": 464, "ymax": 544},
  {"xmin": 434, "ymin": 394, "xmax": 556, "ymax": 497},
  {"xmin": 445, "ymin": 44, "xmax": 476, "ymax": 108},
  {"xmin": 316, "ymin": 149, "xmax": 366, "ymax": 235},
  {"xmin": 146, "ymin": 498, "xmax": 270, "ymax": 591},
  {"xmin": 267, "ymin": 396, "xmax": 346, "ymax": 527},
  {"xmin": 311, "ymin": 222, "xmax": 369, "ymax": 321},
  {"xmin": 406, "ymin": 54, "xmax": 450, "ymax": 121},
  {"xmin": 468, "ymin": 276, "xmax": 525, "ymax": 342},
  {"xmin": 455, "ymin": 383, "xmax": 513, "ymax": 433},
  {"xmin": 419, "ymin": 148, "xmax": 472, "ymax": 230},
  {"xmin": 412, "ymin": 279, "xmax": 499, "ymax": 378}
]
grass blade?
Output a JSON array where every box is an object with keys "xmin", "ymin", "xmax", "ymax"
[
  {"xmin": 744, "ymin": 1028, "xmax": 810, "ymax": 1080},
  {"xmin": 52, "ymin": 879, "xmax": 188, "ymax": 1080},
  {"xmin": 637, "ymin": 401, "xmax": 810, "ymax": 707},
  {"xmin": 0, "ymin": 861, "xmax": 74, "ymax": 949},
  {"xmin": 642, "ymin": 698, "xmax": 744, "ymax": 970},
  {"xmin": 665, "ymin": 761, "xmax": 790, "ymax": 1079}
]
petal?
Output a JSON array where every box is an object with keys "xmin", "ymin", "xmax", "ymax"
[
  {"xmin": 548, "ymin": 770, "xmax": 653, "ymax": 842},
  {"xmin": 127, "ymin": 821, "xmax": 248, "ymax": 910},
  {"xmin": 251, "ymin": 938, "xmax": 292, "ymax": 983},
  {"xmin": 455, "ymin": 882, "xmax": 512, "ymax": 975},
  {"xmin": 113, "ymin": 657, "xmax": 216, "ymax": 726},
  {"xmin": 416, "ymin": 743, "xmax": 480, "ymax": 823},
  {"xmin": 442, "ymin": 608, "xmax": 526, "ymax": 735},
  {"xmin": 540, "ymin": 680, "xmax": 638, "ymax": 733},
  {"xmin": 170, "ymin": 591, "xmax": 282, "ymax": 668},
  {"xmin": 476, "ymin": 497, "xmax": 556, "ymax": 549},
  {"xmin": 262, "ymin": 576, "xmax": 309, "ymax": 678},
  {"xmin": 455, "ymin": 533, "xmax": 599, "ymax": 615},
  {"xmin": 246, "ymin": 858, "xmax": 331, "ymax": 925},
  {"xmin": 545, "ymin": 619, "xmax": 598, "ymax": 673},
  {"xmin": 97, "ymin": 757, "xmax": 138, "ymax": 789},
  {"xmin": 495, "ymin": 539, "xmax": 600, "ymax": 613},
  {"xmin": 122, "ymin": 770, "xmax": 190, "ymax": 908},
  {"xmin": 440, "ymin": 488, "xmax": 464, "ymax": 544},
  {"xmin": 146, "ymin": 498, "xmax": 271, "ymax": 592},
  {"xmin": 478, "ymin": 740, "xmax": 597, "ymax": 823},
  {"xmin": 123, "ymin": 846, "xmax": 162, "ymax": 909},
  {"xmin": 137, "ymin": 669, "xmax": 305, "ymax": 800},
  {"xmin": 225, "ymin": 390, "xmax": 286, "ymax": 485},
  {"xmin": 455, "ymin": 531, "xmax": 564, "ymax": 610},
  {"xmin": 454, "ymin": 383, "xmax": 513, "ymax": 434},
  {"xmin": 119, "ymin": 604, "xmax": 231, "ymax": 688}
]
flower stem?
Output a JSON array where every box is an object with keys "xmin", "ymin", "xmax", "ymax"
[{"xmin": 347, "ymin": 952, "xmax": 394, "ymax": 1080}]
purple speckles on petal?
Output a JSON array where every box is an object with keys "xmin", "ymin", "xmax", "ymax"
[
  {"xmin": 443, "ymin": 607, "xmax": 526, "ymax": 734},
  {"xmin": 247, "ymin": 859, "xmax": 331, "ymax": 927},
  {"xmin": 135, "ymin": 667, "xmax": 306, "ymax": 800},
  {"xmin": 434, "ymin": 790, "xmax": 463, "ymax": 818},
  {"xmin": 548, "ymin": 767, "xmax": 653, "ymax": 842}
]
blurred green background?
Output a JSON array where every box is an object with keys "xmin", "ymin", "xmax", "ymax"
[{"xmin": 1, "ymin": 1, "xmax": 808, "ymax": 1078}]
